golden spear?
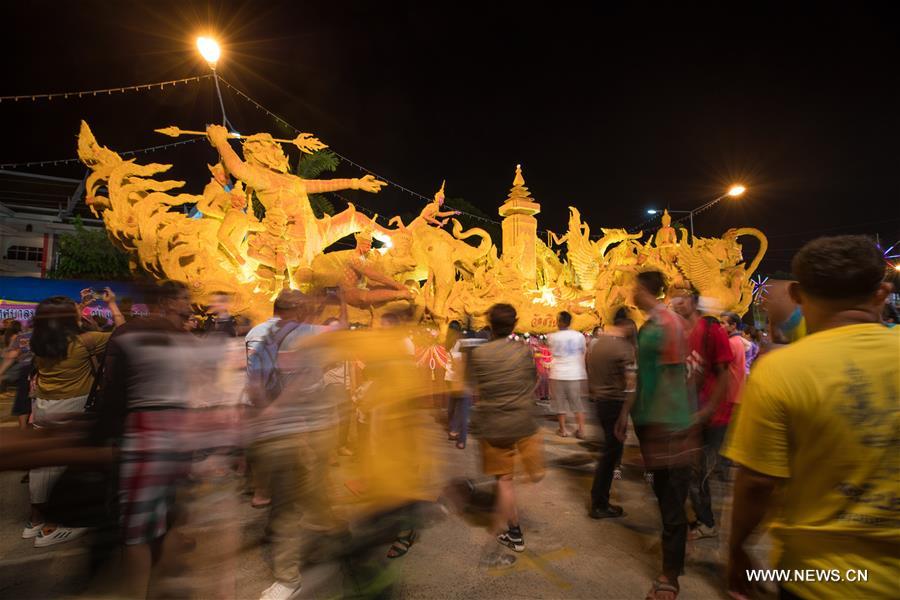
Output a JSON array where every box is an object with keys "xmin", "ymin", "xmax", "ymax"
[{"xmin": 155, "ymin": 125, "xmax": 327, "ymax": 154}]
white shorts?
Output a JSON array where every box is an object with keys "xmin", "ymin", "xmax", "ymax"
[{"xmin": 29, "ymin": 395, "xmax": 88, "ymax": 504}]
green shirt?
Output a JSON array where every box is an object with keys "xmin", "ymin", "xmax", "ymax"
[{"xmin": 632, "ymin": 306, "xmax": 692, "ymax": 430}]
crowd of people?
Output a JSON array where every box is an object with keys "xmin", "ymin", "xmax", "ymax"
[{"xmin": 0, "ymin": 234, "xmax": 897, "ymax": 600}]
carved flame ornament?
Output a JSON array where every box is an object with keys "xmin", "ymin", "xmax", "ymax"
[{"xmin": 77, "ymin": 122, "xmax": 767, "ymax": 332}]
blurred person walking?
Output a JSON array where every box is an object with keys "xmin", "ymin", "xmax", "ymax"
[
  {"xmin": 621, "ymin": 271, "xmax": 696, "ymax": 600},
  {"xmin": 547, "ymin": 310, "xmax": 588, "ymax": 438},
  {"xmin": 445, "ymin": 321, "xmax": 482, "ymax": 450},
  {"xmin": 468, "ymin": 303, "xmax": 544, "ymax": 565},
  {"xmin": 725, "ymin": 236, "xmax": 899, "ymax": 600},
  {"xmin": 585, "ymin": 314, "xmax": 636, "ymax": 519},
  {"xmin": 0, "ymin": 319, "xmax": 33, "ymax": 429},
  {"xmin": 24, "ymin": 289, "xmax": 124, "ymax": 547},
  {"xmin": 94, "ymin": 281, "xmax": 193, "ymax": 597},
  {"xmin": 670, "ymin": 292, "xmax": 733, "ymax": 540},
  {"xmin": 250, "ymin": 290, "xmax": 344, "ymax": 600}
]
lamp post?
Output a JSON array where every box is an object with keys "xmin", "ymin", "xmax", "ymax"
[
  {"xmin": 646, "ymin": 184, "xmax": 746, "ymax": 241},
  {"xmin": 196, "ymin": 36, "xmax": 232, "ymax": 129}
]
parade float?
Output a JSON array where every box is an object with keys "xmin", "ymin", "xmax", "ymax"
[{"xmin": 77, "ymin": 121, "xmax": 767, "ymax": 334}]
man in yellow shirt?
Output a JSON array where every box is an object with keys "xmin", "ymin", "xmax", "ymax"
[{"xmin": 724, "ymin": 235, "xmax": 899, "ymax": 599}]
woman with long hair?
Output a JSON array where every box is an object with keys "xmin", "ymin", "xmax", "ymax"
[{"xmin": 24, "ymin": 289, "xmax": 123, "ymax": 547}]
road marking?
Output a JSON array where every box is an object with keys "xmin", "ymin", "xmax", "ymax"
[{"xmin": 488, "ymin": 546, "xmax": 575, "ymax": 589}]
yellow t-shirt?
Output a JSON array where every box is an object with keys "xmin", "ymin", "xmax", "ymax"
[
  {"xmin": 34, "ymin": 331, "xmax": 111, "ymax": 400},
  {"xmin": 723, "ymin": 323, "xmax": 900, "ymax": 599}
]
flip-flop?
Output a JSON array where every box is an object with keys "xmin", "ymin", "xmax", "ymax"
[
  {"xmin": 386, "ymin": 530, "xmax": 417, "ymax": 558},
  {"xmin": 645, "ymin": 577, "xmax": 679, "ymax": 599}
]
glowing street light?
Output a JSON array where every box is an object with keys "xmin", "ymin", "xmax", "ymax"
[
  {"xmin": 196, "ymin": 35, "xmax": 231, "ymax": 128},
  {"xmin": 645, "ymin": 184, "xmax": 749, "ymax": 241},
  {"xmin": 728, "ymin": 184, "xmax": 746, "ymax": 198},
  {"xmin": 196, "ymin": 36, "xmax": 221, "ymax": 68}
]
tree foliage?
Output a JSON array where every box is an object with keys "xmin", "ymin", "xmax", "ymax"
[
  {"xmin": 48, "ymin": 217, "xmax": 132, "ymax": 280},
  {"xmin": 296, "ymin": 149, "xmax": 340, "ymax": 218}
]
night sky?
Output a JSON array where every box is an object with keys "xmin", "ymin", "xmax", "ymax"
[{"xmin": 3, "ymin": 1, "xmax": 898, "ymax": 273}]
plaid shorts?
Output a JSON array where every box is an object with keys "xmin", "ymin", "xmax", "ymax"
[{"xmin": 119, "ymin": 410, "xmax": 191, "ymax": 545}]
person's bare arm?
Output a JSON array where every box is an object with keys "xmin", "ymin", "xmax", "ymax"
[
  {"xmin": 102, "ymin": 288, "xmax": 126, "ymax": 328},
  {"xmin": 728, "ymin": 466, "xmax": 782, "ymax": 597}
]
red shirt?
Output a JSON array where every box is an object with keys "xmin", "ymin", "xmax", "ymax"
[{"xmin": 686, "ymin": 317, "xmax": 734, "ymax": 425}]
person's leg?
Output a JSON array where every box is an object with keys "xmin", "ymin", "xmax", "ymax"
[
  {"xmin": 28, "ymin": 397, "xmax": 80, "ymax": 532},
  {"xmin": 689, "ymin": 426, "xmax": 716, "ymax": 529},
  {"xmin": 447, "ymin": 393, "xmax": 458, "ymax": 434},
  {"xmin": 450, "ymin": 392, "xmax": 471, "ymax": 446},
  {"xmin": 707, "ymin": 424, "xmax": 728, "ymax": 479},
  {"xmin": 295, "ymin": 430, "xmax": 341, "ymax": 534},
  {"xmin": 333, "ymin": 385, "xmax": 352, "ymax": 451},
  {"xmin": 121, "ymin": 543, "xmax": 153, "ymax": 598},
  {"xmin": 493, "ymin": 474, "xmax": 518, "ymax": 534},
  {"xmin": 247, "ymin": 441, "xmax": 271, "ymax": 507},
  {"xmin": 571, "ymin": 381, "xmax": 587, "ymax": 437},
  {"xmin": 575, "ymin": 411, "xmax": 586, "ymax": 436},
  {"xmin": 652, "ymin": 465, "xmax": 690, "ymax": 584},
  {"xmin": 13, "ymin": 365, "xmax": 31, "ymax": 430},
  {"xmin": 590, "ymin": 400, "xmax": 624, "ymax": 510},
  {"xmin": 549, "ymin": 380, "xmax": 568, "ymax": 434},
  {"xmin": 264, "ymin": 436, "xmax": 304, "ymax": 589}
]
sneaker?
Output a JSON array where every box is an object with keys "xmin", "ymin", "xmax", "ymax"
[
  {"xmin": 259, "ymin": 581, "xmax": 302, "ymax": 600},
  {"xmin": 497, "ymin": 528, "xmax": 525, "ymax": 552},
  {"xmin": 588, "ymin": 504, "xmax": 626, "ymax": 519},
  {"xmin": 643, "ymin": 471, "xmax": 654, "ymax": 485},
  {"xmin": 338, "ymin": 446, "xmax": 353, "ymax": 457},
  {"xmin": 22, "ymin": 521, "xmax": 45, "ymax": 539},
  {"xmin": 613, "ymin": 467, "xmax": 623, "ymax": 480},
  {"xmin": 33, "ymin": 527, "xmax": 87, "ymax": 548},
  {"xmin": 688, "ymin": 523, "xmax": 718, "ymax": 540}
]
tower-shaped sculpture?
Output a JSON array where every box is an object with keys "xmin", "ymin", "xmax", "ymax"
[{"xmin": 499, "ymin": 164, "xmax": 541, "ymax": 283}]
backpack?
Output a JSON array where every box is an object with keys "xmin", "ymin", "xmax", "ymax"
[{"xmin": 246, "ymin": 321, "xmax": 301, "ymax": 408}]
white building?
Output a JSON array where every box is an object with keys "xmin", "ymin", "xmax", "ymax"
[{"xmin": 0, "ymin": 169, "xmax": 103, "ymax": 278}]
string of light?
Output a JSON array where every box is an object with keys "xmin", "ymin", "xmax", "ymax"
[
  {"xmin": 0, "ymin": 74, "xmax": 212, "ymax": 103},
  {"xmin": 1, "ymin": 71, "xmax": 642, "ymax": 242},
  {"xmin": 216, "ymin": 76, "xmax": 522, "ymax": 231},
  {"xmin": 0, "ymin": 138, "xmax": 203, "ymax": 169}
]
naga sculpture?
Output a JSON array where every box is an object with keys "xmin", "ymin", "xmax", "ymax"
[{"xmin": 76, "ymin": 121, "xmax": 767, "ymax": 332}]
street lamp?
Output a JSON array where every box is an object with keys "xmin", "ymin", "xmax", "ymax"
[
  {"xmin": 196, "ymin": 35, "xmax": 232, "ymax": 129},
  {"xmin": 646, "ymin": 184, "xmax": 747, "ymax": 241},
  {"xmin": 196, "ymin": 36, "xmax": 221, "ymax": 68},
  {"xmin": 728, "ymin": 184, "xmax": 746, "ymax": 198}
]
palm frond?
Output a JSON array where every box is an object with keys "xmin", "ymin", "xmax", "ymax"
[{"xmin": 295, "ymin": 149, "xmax": 341, "ymax": 179}]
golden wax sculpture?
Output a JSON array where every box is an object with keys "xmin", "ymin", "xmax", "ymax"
[{"xmin": 77, "ymin": 121, "xmax": 766, "ymax": 332}]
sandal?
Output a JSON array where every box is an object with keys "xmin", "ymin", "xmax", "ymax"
[
  {"xmin": 645, "ymin": 576, "xmax": 679, "ymax": 600},
  {"xmin": 455, "ymin": 441, "xmax": 466, "ymax": 450},
  {"xmin": 251, "ymin": 497, "xmax": 272, "ymax": 509},
  {"xmin": 574, "ymin": 430, "xmax": 586, "ymax": 440},
  {"xmin": 448, "ymin": 432, "xmax": 459, "ymax": 441},
  {"xmin": 386, "ymin": 529, "xmax": 416, "ymax": 558},
  {"xmin": 557, "ymin": 429, "xmax": 569, "ymax": 438}
]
